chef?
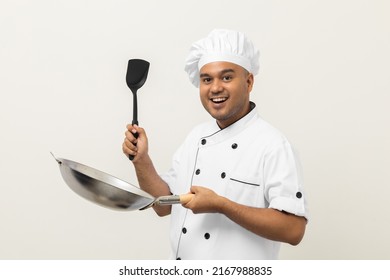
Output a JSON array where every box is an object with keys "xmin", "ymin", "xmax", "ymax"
[{"xmin": 123, "ymin": 29, "xmax": 308, "ymax": 259}]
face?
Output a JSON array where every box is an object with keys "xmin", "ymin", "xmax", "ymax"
[{"xmin": 199, "ymin": 61, "xmax": 254, "ymax": 129}]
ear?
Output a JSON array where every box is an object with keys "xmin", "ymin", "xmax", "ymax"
[{"xmin": 246, "ymin": 73, "xmax": 254, "ymax": 93}]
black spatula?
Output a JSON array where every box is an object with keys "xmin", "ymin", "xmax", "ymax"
[{"xmin": 126, "ymin": 59, "xmax": 150, "ymax": 160}]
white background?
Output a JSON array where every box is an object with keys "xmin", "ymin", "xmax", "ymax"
[{"xmin": 1, "ymin": 0, "xmax": 389, "ymax": 259}]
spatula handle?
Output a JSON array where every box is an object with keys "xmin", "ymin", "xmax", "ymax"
[{"xmin": 129, "ymin": 120, "xmax": 138, "ymax": 161}]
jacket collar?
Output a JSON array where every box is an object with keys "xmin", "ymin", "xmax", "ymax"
[{"xmin": 201, "ymin": 102, "xmax": 259, "ymax": 145}]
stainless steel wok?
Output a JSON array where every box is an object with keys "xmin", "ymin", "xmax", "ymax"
[{"xmin": 52, "ymin": 153, "xmax": 192, "ymax": 211}]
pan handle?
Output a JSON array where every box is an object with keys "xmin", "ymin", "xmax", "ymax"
[{"xmin": 156, "ymin": 193, "xmax": 194, "ymax": 206}]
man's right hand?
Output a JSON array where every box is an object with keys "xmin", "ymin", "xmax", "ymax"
[{"xmin": 122, "ymin": 124, "xmax": 148, "ymax": 162}]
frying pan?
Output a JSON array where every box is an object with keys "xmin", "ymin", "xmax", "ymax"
[{"xmin": 52, "ymin": 153, "xmax": 192, "ymax": 211}]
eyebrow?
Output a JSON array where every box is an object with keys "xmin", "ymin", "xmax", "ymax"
[{"xmin": 200, "ymin": 68, "xmax": 235, "ymax": 78}]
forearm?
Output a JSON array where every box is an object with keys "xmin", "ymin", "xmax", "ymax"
[
  {"xmin": 217, "ymin": 197, "xmax": 306, "ymax": 245},
  {"xmin": 133, "ymin": 154, "xmax": 172, "ymax": 216}
]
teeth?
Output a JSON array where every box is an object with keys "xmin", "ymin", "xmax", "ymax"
[{"xmin": 211, "ymin": 97, "xmax": 227, "ymax": 103}]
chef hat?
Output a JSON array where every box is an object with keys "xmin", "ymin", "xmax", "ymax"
[{"xmin": 184, "ymin": 29, "xmax": 260, "ymax": 87}]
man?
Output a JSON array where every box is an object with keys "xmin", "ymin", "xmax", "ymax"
[{"xmin": 123, "ymin": 29, "xmax": 308, "ymax": 259}]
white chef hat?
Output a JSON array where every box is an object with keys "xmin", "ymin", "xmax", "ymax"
[{"xmin": 184, "ymin": 29, "xmax": 260, "ymax": 87}]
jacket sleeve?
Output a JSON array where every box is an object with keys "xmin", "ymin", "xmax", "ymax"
[{"xmin": 263, "ymin": 139, "xmax": 309, "ymax": 220}]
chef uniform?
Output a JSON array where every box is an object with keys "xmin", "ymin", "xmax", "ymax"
[
  {"xmin": 161, "ymin": 29, "xmax": 308, "ymax": 259},
  {"xmin": 161, "ymin": 102, "xmax": 307, "ymax": 259}
]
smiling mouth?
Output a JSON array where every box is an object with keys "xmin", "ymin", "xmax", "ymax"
[{"xmin": 211, "ymin": 97, "xmax": 228, "ymax": 104}]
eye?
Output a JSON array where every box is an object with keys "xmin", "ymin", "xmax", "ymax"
[
  {"xmin": 202, "ymin": 77, "xmax": 212, "ymax": 84},
  {"xmin": 222, "ymin": 75, "xmax": 233, "ymax": 82}
]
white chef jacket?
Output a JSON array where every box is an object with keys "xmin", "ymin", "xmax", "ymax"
[{"xmin": 161, "ymin": 103, "xmax": 308, "ymax": 260}]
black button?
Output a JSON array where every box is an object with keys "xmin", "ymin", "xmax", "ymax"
[
  {"xmin": 231, "ymin": 143, "xmax": 238, "ymax": 149},
  {"xmin": 221, "ymin": 172, "xmax": 226, "ymax": 179},
  {"xmin": 182, "ymin": 227, "xmax": 187, "ymax": 234},
  {"xmin": 195, "ymin": 169, "xmax": 201, "ymax": 175},
  {"xmin": 204, "ymin": 233, "xmax": 210, "ymax": 239},
  {"xmin": 201, "ymin": 139, "xmax": 207, "ymax": 145},
  {"xmin": 176, "ymin": 257, "xmax": 181, "ymax": 260},
  {"xmin": 296, "ymin": 192, "xmax": 302, "ymax": 199}
]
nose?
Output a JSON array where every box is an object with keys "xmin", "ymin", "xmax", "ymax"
[{"xmin": 210, "ymin": 79, "xmax": 223, "ymax": 94}]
